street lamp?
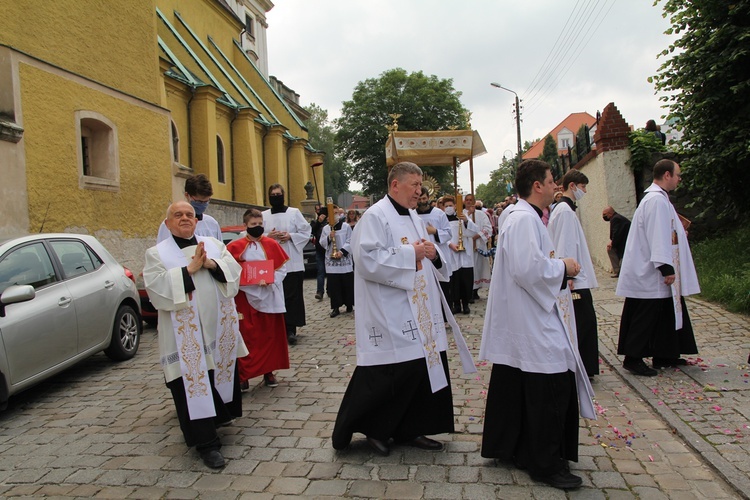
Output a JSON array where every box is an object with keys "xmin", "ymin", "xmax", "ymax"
[
  {"xmin": 490, "ymin": 83, "xmax": 522, "ymax": 167},
  {"xmin": 310, "ymin": 161, "xmax": 323, "ymax": 204}
]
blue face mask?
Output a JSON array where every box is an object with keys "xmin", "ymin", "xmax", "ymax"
[{"xmin": 190, "ymin": 199, "xmax": 209, "ymax": 216}]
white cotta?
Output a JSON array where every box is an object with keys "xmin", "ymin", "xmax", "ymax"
[{"xmin": 262, "ymin": 207, "xmax": 312, "ymax": 272}]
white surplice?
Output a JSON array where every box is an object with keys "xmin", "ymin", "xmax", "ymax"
[
  {"xmin": 352, "ymin": 196, "xmax": 476, "ymax": 392},
  {"xmin": 468, "ymin": 208, "xmax": 493, "ymax": 289},
  {"xmin": 448, "ymin": 217, "xmax": 478, "ymax": 270},
  {"xmin": 321, "ymin": 222, "xmax": 353, "ymax": 274},
  {"xmin": 615, "ymin": 183, "xmax": 700, "ymax": 328},
  {"xmin": 144, "ymin": 236, "xmax": 249, "ymax": 418},
  {"xmin": 418, "ymin": 207, "xmax": 454, "ymax": 279},
  {"xmin": 547, "ymin": 200, "xmax": 599, "ymax": 290},
  {"xmin": 479, "ymin": 199, "xmax": 595, "ymax": 419},
  {"xmin": 262, "ymin": 207, "xmax": 312, "ymax": 273},
  {"xmin": 239, "ymin": 241, "xmax": 287, "ymax": 314}
]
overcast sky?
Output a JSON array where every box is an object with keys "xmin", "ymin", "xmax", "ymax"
[{"xmin": 266, "ymin": 0, "xmax": 675, "ymax": 193}]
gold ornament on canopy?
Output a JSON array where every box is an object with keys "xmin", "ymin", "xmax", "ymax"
[{"xmin": 422, "ymin": 175, "xmax": 440, "ymax": 198}]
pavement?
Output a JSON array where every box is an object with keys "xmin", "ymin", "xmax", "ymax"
[{"xmin": 0, "ymin": 268, "xmax": 748, "ymax": 499}]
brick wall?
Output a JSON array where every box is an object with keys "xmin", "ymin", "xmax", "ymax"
[{"xmin": 593, "ymin": 102, "xmax": 631, "ymax": 153}]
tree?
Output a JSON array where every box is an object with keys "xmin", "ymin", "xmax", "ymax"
[
  {"xmin": 336, "ymin": 68, "xmax": 469, "ymax": 197},
  {"xmin": 303, "ymin": 103, "xmax": 350, "ymax": 203},
  {"xmin": 540, "ymin": 135, "xmax": 561, "ymax": 180},
  {"xmin": 651, "ymin": 1, "xmax": 750, "ymax": 218},
  {"xmin": 476, "ymin": 156, "xmax": 516, "ymax": 206}
]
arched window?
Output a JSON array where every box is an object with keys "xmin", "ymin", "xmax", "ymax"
[
  {"xmin": 216, "ymin": 135, "xmax": 225, "ymax": 184},
  {"xmin": 171, "ymin": 121, "xmax": 179, "ymax": 163},
  {"xmin": 76, "ymin": 111, "xmax": 119, "ymax": 191}
]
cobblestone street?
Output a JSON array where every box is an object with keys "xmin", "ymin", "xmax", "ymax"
[{"xmin": 0, "ymin": 269, "xmax": 747, "ymax": 498}]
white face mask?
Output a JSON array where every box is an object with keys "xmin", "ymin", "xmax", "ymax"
[
  {"xmin": 444, "ymin": 206, "xmax": 456, "ymax": 216},
  {"xmin": 572, "ymin": 186, "xmax": 586, "ymax": 201}
]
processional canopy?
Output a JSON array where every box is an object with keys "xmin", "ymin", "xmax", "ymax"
[{"xmin": 385, "ymin": 130, "xmax": 487, "ymax": 167}]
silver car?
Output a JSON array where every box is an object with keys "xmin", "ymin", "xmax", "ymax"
[{"xmin": 0, "ymin": 234, "xmax": 141, "ymax": 410}]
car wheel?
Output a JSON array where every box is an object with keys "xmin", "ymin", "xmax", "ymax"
[{"xmin": 104, "ymin": 304, "xmax": 141, "ymax": 361}]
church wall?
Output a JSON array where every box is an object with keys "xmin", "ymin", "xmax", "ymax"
[{"xmin": 0, "ymin": 0, "xmax": 161, "ymax": 106}]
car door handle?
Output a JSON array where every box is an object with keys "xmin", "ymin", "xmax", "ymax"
[
  {"xmin": 58, "ymin": 297, "xmax": 72, "ymax": 307},
  {"xmin": 104, "ymin": 280, "xmax": 115, "ymax": 290}
]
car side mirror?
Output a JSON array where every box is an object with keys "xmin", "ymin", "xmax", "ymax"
[{"xmin": 0, "ymin": 284, "xmax": 36, "ymax": 318}]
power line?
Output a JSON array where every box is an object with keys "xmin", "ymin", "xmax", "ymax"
[
  {"xmin": 525, "ymin": 0, "xmax": 617, "ymax": 118},
  {"xmin": 524, "ymin": 0, "xmax": 602, "ymax": 110}
]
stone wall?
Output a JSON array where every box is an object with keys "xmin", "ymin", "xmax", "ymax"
[{"xmin": 574, "ymin": 103, "xmax": 636, "ymax": 273}]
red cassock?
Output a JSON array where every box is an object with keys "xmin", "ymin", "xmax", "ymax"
[{"xmin": 227, "ymin": 236, "xmax": 290, "ymax": 382}]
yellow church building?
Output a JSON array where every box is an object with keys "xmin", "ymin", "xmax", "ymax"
[{"xmin": 0, "ymin": 0, "xmax": 323, "ymax": 271}]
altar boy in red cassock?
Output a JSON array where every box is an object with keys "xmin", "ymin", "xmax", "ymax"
[{"xmin": 227, "ymin": 209, "xmax": 290, "ymax": 389}]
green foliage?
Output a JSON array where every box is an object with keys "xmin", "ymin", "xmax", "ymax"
[
  {"xmin": 651, "ymin": 0, "xmax": 750, "ymax": 219},
  {"xmin": 691, "ymin": 224, "xmax": 750, "ymax": 313},
  {"xmin": 540, "ymin": 135, "xmax": 560, "ymax": 180},
  {"xmin": 335, "ymin": 68, "xmax": 469, "ymax": 197},
  {"xmin": 303, "ymin": 103, "xmax": 351, "ymax": 203},
  {"xmin": 476, "ymin": 156, "xmax": 516, "ymax": 206},
  {"xmin": 627, "ymin": 129, "xmax": 666, "ymax": 174}
]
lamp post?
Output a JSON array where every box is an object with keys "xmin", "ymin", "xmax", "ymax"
[
  {"xmin": 491, "ymin": 83, "xmax": 522, "ymax": 167},
  {"xmin": 310, "ymin": 161, "xmax": 323, "ymax": 204}
]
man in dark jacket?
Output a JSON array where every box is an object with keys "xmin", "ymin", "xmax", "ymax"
[
  {"xmin": 310, "ymin": 203, "xmax": 327, "ymax": 300},
  {"xmin": 602, "ymin": 206, "xmax": 631, "ymax": 277}
]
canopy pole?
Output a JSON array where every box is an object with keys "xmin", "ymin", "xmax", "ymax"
[
  {"xmin": 470, "ymin": 155, "xmax": 475, "ymax": 195},
  {"xmin": 453, "ymin": 156, "xmax": 459, "ymax": 194}
]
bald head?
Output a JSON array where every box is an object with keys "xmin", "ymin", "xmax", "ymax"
[{"xmin": 165, "ymin": 201, "xmax": 197, "ymax": 239}]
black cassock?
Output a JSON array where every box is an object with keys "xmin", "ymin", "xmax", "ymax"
[
  {"xmin": 481, "ymin": 365, "xmax": 579, "ymax": 478},
  {"xmin": 618, "ymin": 296, "xmax": 697, "ymax": 359},
  {"xmin": 572, "ymin": 289, "xmax": 599, "ymax": 377},
  {"xmin": 332, "ymin": 351, "xmax": 454, "ymax": 449}
]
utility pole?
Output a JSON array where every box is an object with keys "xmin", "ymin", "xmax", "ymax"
[{"xmin": 490, "ymin": 83, "xmax": 522, "ymax": 170}]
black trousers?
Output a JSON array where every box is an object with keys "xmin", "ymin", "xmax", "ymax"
[
  {"xmin": 283, "ymin": 270, "xmax": 306, "ymax": 335},
  {"xmin": 482, "ymin": 365, "xmax": 579, "ymax": 478},
  {"xmin": 572, "ymin": 289, "xmax": 599, "ymax": 377},
  {"xmin": 328, "ymin": 272, "xmax": 354, "ymax": 310},
  {"xmin": 167, "ymin": 366, "xmax": 242, "ymax": 453},
  {"xmin": 450, "ymin": 266, "xmax": 474, "ymax": 309}
]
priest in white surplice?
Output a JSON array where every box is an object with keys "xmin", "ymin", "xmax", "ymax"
[
  {"xmin": 479, "ymin": 160, "xmax": 595, "ymax": 491},
  {"xmin": 416, "ymin": 186, "xmax": 454, "ymax": 309},
  {"xmin": 262, "ymin": 183, "xmax": 312, "ymax": 345},
  {"xmin": 332, "ymin": 162, "xmax": 476, "ymax": 457},
  {"xmin": 547, "ymin": 169, "xmax": 600, "ymax": 379},
  {"xmin": 616, "ymin": 159, "xmax": 699, "ymax": 376},
  {"xmin": 144, "ymin": 201, "xmax": 248, "ymax": 469},
  {"xmin": 464, "ymin": 193, "xmax": 492, "ymax": 296}
]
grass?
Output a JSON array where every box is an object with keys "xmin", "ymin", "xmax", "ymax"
[{"xmin": 691, "ymin": 224, "xmax": 750, "ymax": 314}]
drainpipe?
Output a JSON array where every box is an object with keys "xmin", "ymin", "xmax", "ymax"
[
  {"xmin": 186, "ymin": 85, "xmax": 196, "ymax": 170},
  {"xmin": 230, "ymin": 107, "xmax": 239, "ymax": 201}
]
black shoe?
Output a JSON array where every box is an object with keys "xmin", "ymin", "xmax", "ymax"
[
  {"xmin": 472, "ymin": 290, "xmax": 480, "ymax": 300},
  {"xmin": 653, "ymin": 357, "xmax": 688, "ymax": 368},
  {"xmin": 330, "ymin": 308, "xmax": 340, "ymax": 318},
  {"xmin": 623, "ymin": 358, "xmax": 658, "ymax": 377},
  {"xmin": 407, "ymin": 436, "xmax": 443, "ymax": 451},
  {"xmin": 462, "ymin": 306, "xmax": 470, "ymax": 314},
  {"xmin": 287, "ymin": 334, "xmax": 297, "ymax": 346},
  {"xmin": 200, "ymin": 450, "xmax": 226, "ymax": 468},
  {"xmin": 532, "ymin": 470, "xmax": 582, "ymax": 490},
  {"xmin": 315, "ymin": 293, "xmax": 323, "ymax": 300},
  {"xmin": 346, "ymin": 306, "xmax": 353, "ymax": 313},
  {"xmin": 366, "ymin": 437, "xmax": 390, "ymax": 456}
]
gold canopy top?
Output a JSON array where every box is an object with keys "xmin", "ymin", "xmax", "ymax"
[{"xmin": 385, "ymin": 130, "xmax": 487, "ymax": 167}]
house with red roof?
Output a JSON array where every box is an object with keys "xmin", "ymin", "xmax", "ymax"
[{"xmin": 523, "ymin": 112, "xmax": 598, "ymax": 160}]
